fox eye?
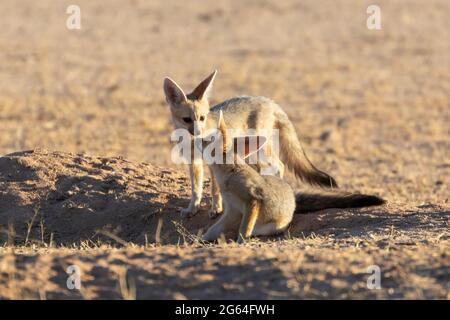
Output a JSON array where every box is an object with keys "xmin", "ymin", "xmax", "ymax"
[
  {"xmin": 199, "ymin": 116, "xmax": 205, "ymax": 121},
  {"xmin": 182, "ymin": 117, "xmax": 192, "ymax": 123}
]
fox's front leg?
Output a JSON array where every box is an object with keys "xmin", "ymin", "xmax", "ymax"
[
  {"xmin": 181, "ymin": 161, "xmax": 204, "ymax": 218},
  {"xmin": 208, "ymin": 167, "xmax": 223, "ymax": 218}
]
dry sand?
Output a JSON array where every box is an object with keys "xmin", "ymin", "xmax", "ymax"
[{"xmin": 0, "ymin": 0, "xmax": 449, "ymax": 299}]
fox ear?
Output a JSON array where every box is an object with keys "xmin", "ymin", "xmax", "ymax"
[
  {"xmin": 163, "ymin": 77, "xmax": 187, "ymax": 107},
  {"xmin": 218, "ymin": 110, "xmax": 228, "ymax": 151},
  {"xmin": 190, "ymin": 70, "xmax": 217, "ymax": 101},
  {"xmin": 217, "ymin": 110, "xmax": 227, "ymax": 132},
  {"xmin": 233, "ymin": 136, "xmax": 267, "ymax": 159}
]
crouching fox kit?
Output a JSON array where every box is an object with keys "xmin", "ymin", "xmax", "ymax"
[
  {"xmin": 163, "ymin": 70, "xmax": 336, "ymax": 218},
  {"xmin": 199, "ymin": 111, "xmax": 385, "ymax": 242},
  {"xmin": 200, "ymin": 111, "xmax": 296, "ymax": 243}
]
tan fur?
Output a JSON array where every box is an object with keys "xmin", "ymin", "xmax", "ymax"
[
  {"xmin": 201, "ymin": 112, "xmax": 296, "ymax": 243},
  {"xmin": 238, "ymin": 200, "xmax": 260, "ymax": 242},
  {"xmin": 163, "ymin": 71, "xmax": 336, "ymax": 218}
]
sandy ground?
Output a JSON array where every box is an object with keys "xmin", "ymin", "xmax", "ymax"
[
  {"xmin": 0, "ymin": 0, "xmax": 449, "ymax": 299},
  {"xmin": 0, "ymin": 150, "xmax": 448, "ymax": 299}
]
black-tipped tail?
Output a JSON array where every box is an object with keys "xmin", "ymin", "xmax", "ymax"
[
  {"xmin": 295, "ymin": 191, "xmax": 386, "ymax": 214},
  {"xmin": 276, "ymin": 111, "xmax": 338, "ymax": 188}
]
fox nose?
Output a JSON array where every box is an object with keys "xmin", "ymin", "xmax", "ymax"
[
  {"xmin": 194, "ymin": 138, "xmax": 203, "ymax": 153},
  {"xmin": 193, "ymin": 121, "xmax": 202, "ymax": 137}
]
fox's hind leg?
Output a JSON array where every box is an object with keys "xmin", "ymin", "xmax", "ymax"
[
  {"xmin": 237, "ymin": 200, "xmax": 260, "ymax": 243},
  {"xmin": 260, "ymin": 158, "xmax": 284, "ymax": 178},
  {"xmin": 274, "ymin": 156, "xmax": 285, "ymax": 178},
  {"xmin": 260, "ymin": 142, "xmax": 284, "ymax": 178}
]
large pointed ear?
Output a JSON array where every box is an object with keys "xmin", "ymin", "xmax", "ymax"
[
  {"xmin": 233, "ymin": 136, "xmax": 267, "ymax": 159},
  {"xmin": 217, "ymin": 110, "xmax": 228, "ymax": 151},
  {"xmin": 163, "ymin": 77, "xmax": 187, "ymax": 107},
  {"xmin": 189, "ymin": 70, "xmax": 217, "ymax": 101}
]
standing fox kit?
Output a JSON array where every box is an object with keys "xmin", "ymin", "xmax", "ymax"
[
  {"xmin": 200, "ymin": 111, "xmax": 296, "ymax": 243},
  {"xmin": 164, "ymin": 70, "xmax": 336, "ymax": 218}
]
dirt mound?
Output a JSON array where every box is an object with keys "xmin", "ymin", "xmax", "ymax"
[{"xmin": 0, "ymin": 149, "xmax": 199, "ymax": 245}]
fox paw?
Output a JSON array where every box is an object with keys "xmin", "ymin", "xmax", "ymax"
[
  {"xmin": 180, "ymin": 206, "xmax": 199, "ymax": 219},
  {"xmin": 208, "ymin": 208, "xmax": 223, "ymax": 219}
]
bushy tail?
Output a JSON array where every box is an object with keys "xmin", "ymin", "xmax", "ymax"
[
  {"xmin": 295, "ymin": 191, "xmax": 386, "ymax": 214},
  {"xmin": 276, "ymin": 112, "xmax": 338, "ymax": 188}
]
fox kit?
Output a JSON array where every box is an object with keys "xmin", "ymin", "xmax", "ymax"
[
  {"xmin": 200, "ymin": 111, "xmax": 296, "ymax": 243},
  {"xmin": 164, "ymin": 70, "xmax": 336, "ymax": 218},
  {"xmin": 199, "ymin": 112, "xmax": 386, "ymax": 242}
]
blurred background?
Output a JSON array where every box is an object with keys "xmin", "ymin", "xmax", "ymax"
[{"xmin": 0, "ymin": 0, "xmax": 448, "ymax": 204}]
